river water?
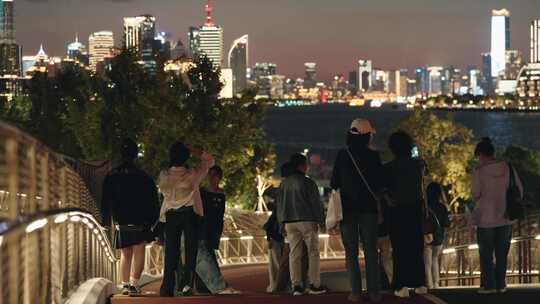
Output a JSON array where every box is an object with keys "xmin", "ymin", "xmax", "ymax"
[{"xmin": 264, "ymin": 104, "xmax": 540, "ymax": 166}]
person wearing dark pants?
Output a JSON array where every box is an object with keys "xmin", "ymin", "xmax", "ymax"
[
  {"xmin": 477, "ymin": 225, "xmax": 513, "ymax": 291},
  {"xmin": 471, "ymin": 138, "xmax": 523, "ymax": 294},
  {"xmin": 158, "ymin": 142, "xmax": 214, "ymax": 297},
  {"xmin": 162, "ymin": 207, "xmax": 199, "ymax": 295},
  {"xmin": 331, "ymin": 119, "xmax": 384, "ymax": 303},
  {"xmin": 384, "ymin": 131, "xmax": 428, "ymax": 298}
]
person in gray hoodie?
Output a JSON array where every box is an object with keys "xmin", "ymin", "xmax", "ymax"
[
  {"xmin": 276, "ymin": 153, "xmax": 326, "ymax": 296},
  {"xmin": 471, "ymin": 137, "xmax": 523, "ymax": 295}
]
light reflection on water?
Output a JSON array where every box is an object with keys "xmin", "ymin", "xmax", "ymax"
[{"xmin": 264, "ymin": 105, "xmax": 540, "ymax": 166}]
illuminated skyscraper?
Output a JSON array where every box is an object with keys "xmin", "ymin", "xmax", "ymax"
[
  {"xmin": 0, "ymin": 0, "xmax": 15, "ymax": 44},
  {"xmin": 124, "ymin": 15, "xmax": 157, "ymax": 70},
  {"xmin": 228, "ymin": 34, "xmax": 248, "ymax": 95},
  {"xmin": 89, "ymin": 31, "xmax": 114, "ymax": 71},
  {"xmin": 190, "ymin": 1, "xmax": 224, "ymax": 67},
  {"xmin": 428, "ymin": 66, "xmax": 443, "ymax": 96},
  {"xmin": 67, "ymin": 34, "xmax": 88, "ymax": 65},
  {"xmin": 304, "ymin": 62, "xmax": 317, "ymax": 88},
  {"xmin": 491, "ymin": 9, "xmax": 510, "ymax": 77},
  {"xmin": 531, "ymin": 20, "xmax": 540, "ymax": 63},
  {"xmin": 358, "ymin": 60, "xmax": 372, "ymax": 92}
]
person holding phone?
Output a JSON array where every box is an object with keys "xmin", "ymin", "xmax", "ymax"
[{"xmin": 158, "ymin": 142, "xmax": 214, "ymax": 297}]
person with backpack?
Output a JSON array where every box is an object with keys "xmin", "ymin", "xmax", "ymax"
[
  {"xmin": 158, "ymin": 142, "xmax": 214, "ymax": 297},
  {"xmin": 471, "ymin": 138, "xmax": 523, "ymax": 294},
  {"xmin": 331, "ymin": 119, "xmax": 384, "ymax": 303},
  {"xmin": 101, "ymin": 139, "xmax": 160, "ymax": 296},
  {"xmin": 384, "ymin": 131, "xmax": 428, "ymax": 298},
  {"xmin": 424, "ymin": 182, "xmax": 451, "ymax": 289}
]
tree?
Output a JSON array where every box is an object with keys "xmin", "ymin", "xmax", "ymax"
[
  {"xmin": 397, "ymin": 110, "xmax": 475, "ymax": 212},
  {"xmin": 500, "ymin": 146, "xmax": 540, "ymax": 210}
]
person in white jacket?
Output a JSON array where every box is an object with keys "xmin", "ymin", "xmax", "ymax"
[{"xmin": 159, "ymin": 142, "xmax": 214, "ymax": 297}]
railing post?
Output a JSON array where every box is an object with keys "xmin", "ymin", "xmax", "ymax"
[
  {"xmin": 6, "ymin": 138, "xmax": 18, "ymax": 219},
  {"xmin": 27, "ymin": 144, "xmax": 37, "ymax": 213},
  {"xmin": 41, "ymin": 152, "xmax": 50, "ymax": 210}
]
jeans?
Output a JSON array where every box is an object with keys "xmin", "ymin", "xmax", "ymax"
[
  {"xmin": 160, "ymin": 208, "xmax": 198, "ymax": 296},
  {"xmin": 285, "ymin": 221, "xmax": 321, "ymax": 288},
  {"xmin": 340, "ymin": 214, "xmax": 380, "ymax": 295},
  {"xmin": 424, "ymin": 245, "xmax": 442, "ymax": 288},
  {"xmin": 477, "ymin": 225, "xmax": 512, "ymax": 290},
  {"xmin": 195, "ymin": 241, "xmax": 227, "ymax": 293}
]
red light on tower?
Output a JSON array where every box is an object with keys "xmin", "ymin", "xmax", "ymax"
[{"xmin": 204, "ymin": 0, "xmax": 215, "ymax": 27}]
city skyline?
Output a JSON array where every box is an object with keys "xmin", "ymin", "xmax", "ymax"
[{"xmin": 11, "ymin": 0, "xmax": 540, "ymax": 81}]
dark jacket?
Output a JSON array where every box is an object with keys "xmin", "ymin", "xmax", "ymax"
[
  {"xmin": 331, "ymin": 147, "xmax": 384, "ymax": 217},
  {"xmin": 200, "ymin": 188, "xmax": 226, "ymax": 250},
  {"xmin": 384, "ymin": 157, "xmax": 424, "ymax": 206},
  {"xmin": 277, "ymin": 171, "xmax": 324, "ymax": 224},
  {"xmin": 430, "ymin": 201, "xmax": 450, "ymax": 246},
  {"xmin": 263, "ymin": 212, "xmax": 284, "ymax": 243},
  {"xmin": 101, "ymin": 162, "xmax": 160, "ymax": 226}
]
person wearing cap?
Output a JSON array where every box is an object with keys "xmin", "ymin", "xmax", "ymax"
[
  {"xmin": 101, "ymin": 138, "xmax": 160, "ymax": 296},
  {"xmin": 330, "ymin": 119, "xmax": 384, "ymax": 303},
  {"xmin": 158, "ymin": 142, "xmax": 214, "ymax": 297}
]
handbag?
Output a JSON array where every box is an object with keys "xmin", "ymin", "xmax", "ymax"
[
  {"xmin": 325, "ymin": 190, "xmax": 343, "ymax": 230},
  {"xmin": 506, "ymin": 163, "xmax": 525, "ymax": 220},
  {"xmin": 423, "ymin": 207, "xmax": 440, "ymax": 235}
]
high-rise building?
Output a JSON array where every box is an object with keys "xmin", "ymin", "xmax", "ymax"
[
  {"xmin": 396, "ymin": 69, "xmax": 408, "ymax": 98},
  {"xmin": 469, "ymin": 69, "xmax": 482, "ymax": 95},
  {"xmin": 358, "ymin": 60, "xmax": 372, "ymax": 92},
  {"xmin": 124, "ymin": 15, "xmax": 156, "ymax": 52},
  {"xmin": 252, "ymin": 62, "xmax": 276, "ymax": 79},
  {"xmin": 517, "ymin": 63, "xmax": 540, "ymax": 106},
  {"xmin": 89, "ymin": 31, "xmax": 114, "ymax": 71},
  {"xmin": 505, "ymin": 50, "xmax": 524, "ymax": 80},
  {"xmin": 348, "ymin": 71, "xmax": 358, "ymax": 94},
  {"xmin": 1, "ymin": 0, "xmax": 15, "ymax": 44},
  {"xmin": 124, "ymin": 15, "xmax": 157, "ymax": 70},
  {"xmin": 67, "ymin": 34, "xmax": 88, "ymax": 66},
  {"xmin": 491, "ymin": 9, "xmax": 510, "ymax": 77},
  {"xmin": 481, "ymin": 53, "xmax": 494, "ymax": 94},
  {"xmin": 428, "ymin": 66, "xmax": 443, "ymax": 96},
  {"xmin": 228, "ymin": 35, "xmax": 248, "ymax": 95},
  {"xmin": 531, "ymin": 20, "xmax": 540, "ymax": 63},
  {"xmin": 304, "ymin": 62, "xmax": 317, "ymax": 88},
  {"xmin": 190, "ymin": 0, "xmax": 223, "ymax": 67},
  {"xmin": 415, "ymin": 67, "xmax": 429, "ymax": 96},
  {"xmin": 219, "ymin": 68, "xmax": 233, "ymax": 99}
]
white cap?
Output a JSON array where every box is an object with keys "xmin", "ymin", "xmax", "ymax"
[{"xmin": 350, "ymin": 118, "xmax": 376, "ymax": 135}]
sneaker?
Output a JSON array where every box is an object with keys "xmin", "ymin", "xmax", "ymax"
[
  {"xmin": 128, "ymin": 285, "xmax": 141, "ymax": 296},
  {"xmin": 394, "ymin": 287, "xmax": 410, "ymax": 298},
  {"xmin": 347, "ymin": 293, "xmax": 361, "ymax": 302},
  {"xmin": 497, "ymin": 288, "xmax": 507, "ymax": 294},
  {"xmin": 121, "ymin": 284, "xmax": 130, "ymax": 295},
  {"xmin": 477, "ymin": 288, "xmax": 497, "ymax": 295},
  {"xmin": 217, "ymin": 287, "xmax": 242, "ymax": 295},
  {"xmin": 307, "ymin": 284, "xmax": 328, "ymax": 295},
  {"xmin": 415, "ymin": 286, "xmax": 428, "ymax": 295},
  {"xmin": 181, "ymin": 285, "xmax": 193, "ymax": 296},
  {"xmin": 293, "ymin": 286, "xmax": 304, "ymax": 296}
]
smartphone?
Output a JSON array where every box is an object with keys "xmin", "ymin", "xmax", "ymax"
[{"xmin": 412, "ymin": 146, "xmax": 419, "ymax": 158}]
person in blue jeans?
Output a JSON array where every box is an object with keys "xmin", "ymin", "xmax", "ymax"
[
  {"xmin": 331, "ymin": 119, "xmax": 384, "ymax": 303},
  {"xmin": 176, "ymin": 166, "xmax": 240, "ymax": 295},
  {"xmin": 471, "ymin": 138, "xmax": 523, "ymax": 294}
]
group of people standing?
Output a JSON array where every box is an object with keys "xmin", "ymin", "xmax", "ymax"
[
  {"xmin": 102, "ymin": 139, "xmax": 239, "ymax": 297},
  {"xmin": 266, "ymin": 118, "xmax": 523, "ymax": 302},
  {"xmin": 102, "ymin": 117, "xmax": 523, "ymax": 300}
]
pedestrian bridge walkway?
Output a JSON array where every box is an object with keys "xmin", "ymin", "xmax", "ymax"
[{"xmin": 1, "ymin": 120, "xmax": 540, "ymax": 303}]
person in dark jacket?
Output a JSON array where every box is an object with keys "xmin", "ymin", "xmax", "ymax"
[
  {"xmin": 384, "ymin": 131, "xmax": 428, "ymax": 298},
  {"xmin": 331, "ymin": 118, "xmax": 384, "ymax": 303},
  {"xmin": 277, "ymin": 154, "xmax": 326, "ymax": 296},
  {"xmin": 101, "ymin": 138, "xmax": 160, "ymax": 295},
  {"xmin": 424, "ymin": 182, "xmax": 451, "ymax": 289}
]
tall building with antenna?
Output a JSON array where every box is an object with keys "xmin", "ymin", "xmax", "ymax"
[
  {"xmin": 189, "ymin": 0, "xmax": 224, "ymax": 67},
  {"xmin": 0, "ymin": 0, "xmax": 23, "ymax": 101}
]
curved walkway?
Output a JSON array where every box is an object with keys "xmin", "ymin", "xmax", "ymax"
[{"xmin": 112, "ymin": 260, "xmax": 439, "ymax": 304}]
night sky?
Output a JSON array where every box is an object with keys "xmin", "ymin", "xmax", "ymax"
[{"xmin": 13, "ymin": 0, "xmax": 540, "ymax": 80}]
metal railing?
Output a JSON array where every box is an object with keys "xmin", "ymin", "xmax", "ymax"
[
  {"xmin": 0, "ymin": 121, "xmax": 118, "ymax": 304},
  {"xmin": 439, "ymin": 212, "xmax": 540, "ymax": 286}
]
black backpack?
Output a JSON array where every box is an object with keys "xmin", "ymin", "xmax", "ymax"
[{"xmin": 506, "ymin": 163, "xmax": 525, "ymax": 220}]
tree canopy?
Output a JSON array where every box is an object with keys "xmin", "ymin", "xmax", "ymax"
[{"xmin": 1, "ymin": 50, "xmax": 274, "ymax": 209}]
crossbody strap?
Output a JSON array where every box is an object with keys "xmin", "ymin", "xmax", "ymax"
[{"xmin": 346, "ymin": 148, "xmax": 378, "ymax": 202}]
